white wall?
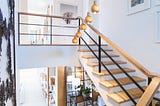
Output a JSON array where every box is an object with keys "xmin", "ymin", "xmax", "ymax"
[
  {"xmin": 53, "ymin": 0, "xmax": 83, "ymax": 16},
  {"xmin": 99, "ymin": 0, "xmax": 160, "ymax": 74},
  {"xmin": 17, "ymin": 46, "xmax": 80, "ymax": 69}
]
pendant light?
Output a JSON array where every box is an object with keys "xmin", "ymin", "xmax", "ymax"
[
  {"xmin": 80, "ymin": 23, "xmax": 87, "ymax": 30},
  {"xmin": 75, "ymin": 29, "xmax": 82, "ymax": 38},
  {"xmin": 85, "ymin": 12, "xmax": 92, "ymax": 24},
  {"xmin": 91, "ymin": 0, "xmax": 99, "ymax": 14},
  {"xmin": 72, "ymin": 37, "xmax": 78, "ymax": 43}
]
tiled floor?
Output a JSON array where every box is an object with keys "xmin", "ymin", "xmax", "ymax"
[{"xmin": 19, "ymin": 68, "xmax": 56, "ymax": 106}]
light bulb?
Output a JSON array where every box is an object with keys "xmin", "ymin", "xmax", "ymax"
[
  {"xmin": 72, "ymin": 37, "xmax": 78, "ymax": 43},
  {"xmin": 80, "ymin": 23, "xmax": 87, "ymax": 30},
  {"xmin": 85, "ymin": 12, "xmax": 92, "ymax": 23},
  {"xmin": 75, "ymin": 29, "xmax": 82, "ymax": 38},
  {"xmin": 91, "ymin": 0, "xmax": 99, "ymax": 14}
]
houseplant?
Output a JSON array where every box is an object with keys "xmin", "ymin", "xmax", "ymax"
[{"xmin": 76, "ymin": 84, "xmax": 91, "ymax": 99}]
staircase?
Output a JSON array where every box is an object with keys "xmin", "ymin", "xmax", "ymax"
[
  {"xmin": 18, "ymin": 12, "xmax": 160, "ymax": 106},
  {"xmin": 78, "ymin": 45, "xmax": 158, "ymax": 106}
]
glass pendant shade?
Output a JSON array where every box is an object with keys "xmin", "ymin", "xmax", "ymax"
[
  {"xmin": 80, "ymin": 23, "xmax": 87, "ymax": 30},
  {"xmin": 72, "ymin": 37, "xmax": 78, "ymax": 43},
  {"xmin": 91, "ymin": 0, "xmax": 99, "ymax": 13},
  {"xmin": 85, "ymin": 12, "xmax": 92, "ymax": 23},
  {"xmin": 75, "ymin": 29, "xmax": 82, "ymax": 38}
]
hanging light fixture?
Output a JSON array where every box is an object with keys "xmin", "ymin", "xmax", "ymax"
[
  {"xmin": 80, "ymin": 23, "xmax": 87, "ymax": 30},
  {"xmin": 91, "ymin": 0, "xmax": 99, "ymax": 14},
  {"xmin": 72, "ymin": 37, "xmax": 78, "ymax": 43},
  {"xmin": 85, "ymin": 12, "xmax": 92, "ymax": 24},
  {"xmin": 75, "ymin": 29, "xmax": 82, "ymax": 38}
]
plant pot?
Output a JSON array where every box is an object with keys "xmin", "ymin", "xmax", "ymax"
[{"xmin": 82, "ymin": 93, "xmax": 90, "ymax": 99}]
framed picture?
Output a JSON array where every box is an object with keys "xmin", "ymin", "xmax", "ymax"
[
  {"xmin": 155, "ymin": 0, "xmax": 160, "ymax": 6},
  {"xmin": 127, "ymin": 0, "xmax": 151, "ymax": 15},
  {"xmin": 156, "ymin": 11, "xmax": 160, "ymax": 43}
]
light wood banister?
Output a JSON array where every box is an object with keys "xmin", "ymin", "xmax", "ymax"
[
  {"xmin": 136, "ymin": 77, "xmax": 160, "ymax": 106},
  {"xmin": 79, "ymin": 17, "xmax": 156, "ymax": 78}
]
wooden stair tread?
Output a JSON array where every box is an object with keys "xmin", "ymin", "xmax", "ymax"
[
  {"xmin": 82, "ymin": 54, "xmax": 119, "ymax": 59},
  {"xmin": 87, "ymin": 60, "xmax": 127, "ymax": 67},
  {"xmin": 78, "ymin": 49, "xmax": 113, "ymax": 52},
  {"xmin": 107, "ymin": 86, "xmax": 146, "ymax": 103},
  {"xmin": 99, "ymin": 76, "xmax": 145, "ymax": 88},
  {"xmin": 92, "ymin": 68, "xmax": 135, "ymax": 76}
]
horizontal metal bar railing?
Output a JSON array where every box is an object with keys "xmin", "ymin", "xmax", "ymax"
[
  {"xmin": 19, "ymin": 12, "xmax": 78, "ymax": 20},
  {"xmin": 20, "ymin": 22, "xmax": 78, "ymax": 28},
  {"xmin": 20, "ymin": 33, "xmax": 74, "ymax": 37},
  {"xmin": 18, "ymin": 12, "xmax": 79, "ymax": 45}
]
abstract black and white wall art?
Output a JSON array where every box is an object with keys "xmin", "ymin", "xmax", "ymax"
[
  {"xmin": 127, "ymin": 0, "xmax": 150, "ymax": 15},
  {"xmin": 0, "ymin": 0, "xmax": 16, "ymax": 106}
]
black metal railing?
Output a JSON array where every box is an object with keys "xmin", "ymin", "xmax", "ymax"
[
  {"xmin": 79, "ymin": 21, "xmax": 160, "ymax": 105},
  {"xmin": 80, "ymin": 32, "xmax": 138, "ymax": 105},
  {"xmin": 18, "ymin": 12, "xmax": 79, "ymax": 45}
]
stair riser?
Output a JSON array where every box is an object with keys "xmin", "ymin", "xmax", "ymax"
[
  {"xmin": 100, "ymin": 81, "xmax": 146, "ymax": 93},
  {"xmin": 107, "ymin": 96, "xmax": 139, "ymax": 106},
  {"xmin": 90, "ymin": 64, "xmax": 127, "ymax": 69},
  {"xmin": 88, "ymin": 57, "xmax": 120, "ymax": 62},
  {"xmin": 99, "ymin": 72, "xmax": 135, "ymax": 81},
  {"xmin": 154, "ymin": 92, "xmax": 160, "ymax": 98},
  {"xmin": 93, "ymin": 65, "xmax": 127, "ymax": 70},
  {"xmin": 79, "ymin": 51, "xmax": 114, "ymax": 56},
  {"xmin": 79, "ymin": 45, "xmax": 108, "ymax": 50},
  {"xmin": 118, "ymin": 98, "xmax": 139, "ymax": 106}
]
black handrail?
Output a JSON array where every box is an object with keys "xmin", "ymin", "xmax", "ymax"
[{"xmin": 80, "ymin": 37, "xmax": 137, "ymax": 105}]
